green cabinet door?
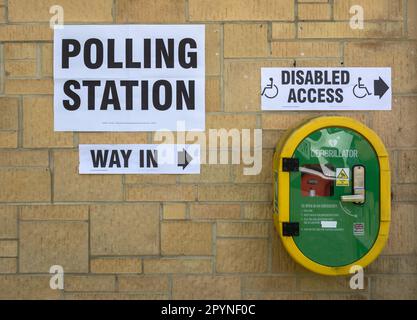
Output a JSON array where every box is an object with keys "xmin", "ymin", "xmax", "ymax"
[{"xmin": 290, "ymin": 127, "xmax": 380, "ymax": 267}]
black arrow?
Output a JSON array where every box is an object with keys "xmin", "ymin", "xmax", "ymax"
[
  {"xmin": 374, "ymin": 77, "xmax": 389, "ymax": 99},
  {"xmin": 177, "ymin": 149, "xmax": 192, "ymax": 170}
]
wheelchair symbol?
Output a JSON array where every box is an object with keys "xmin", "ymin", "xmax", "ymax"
[
  {"xmin": 353, "ymin": 77, "xmax": 372, "ymax": 99},
  {"xmin": 261, "ymin": 77, "xmax": 279, "ymax": 99}
]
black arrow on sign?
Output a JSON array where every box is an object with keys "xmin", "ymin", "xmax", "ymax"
[
  {"xmin": 374, "ymin": 77, "xmax": 389, "ymax": 99},
  {"xmin": 177, "ymin": 149, "xmax": 192, "ymax": 170}
]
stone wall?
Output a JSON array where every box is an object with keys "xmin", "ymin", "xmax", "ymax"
[{"xmin": 0, "ymin": 0, "xmax": 416, "ymax": 299}]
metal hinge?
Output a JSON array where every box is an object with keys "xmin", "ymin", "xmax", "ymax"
[
  {"xmin": 282, "ymin": 222, "xmax": 299, "ymax": 237},
  {"xmin": 282, "ymin": 158, "xmax": 299, "ymax": 172}
]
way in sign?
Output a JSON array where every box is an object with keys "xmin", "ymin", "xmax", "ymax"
[
  {"xmin": 90, "ymin": 149, "xmax": 157, "ymax": 168},
  {"xmin": 79, "ymin": 144, "xmax": 200, "ymax": 174}
]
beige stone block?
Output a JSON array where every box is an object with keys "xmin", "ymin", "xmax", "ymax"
[
  {"xmin": 20, "ymin": 205, "xmax": 89, "ymax": 221},
  {"xmin": 390, "ymin": 150, "xmax": 399, "ymax": 184},
  {"xmin": 54, "ymin": 150, "xmax": 123, "ymax": 201},
  {"xmin": 314, "ymin": 293, "xmax": 369, "ymax": 300},
  {"xmin": 163, "ymin": 203, "xmax": 187, "ymax": 220},
  {"xmin": 144, "ymin": 258, "xmax": 212, "ymax": 274},
  {"xmin": 161, "ymin": 221, "xmax": 213, "ymax": 255},
  {"xmin": 206, "ymin": 77, "xmax": 221, "ymax": 112},
  {"xmin": 118, "ymin": 275, "xmax": 169, "ymax": 292},
  {"xmin": 189, "ymin": 0, "xmax": 294, "ymax": 21},
  {"xmin": 172, "ymin": 275, "xmax": 241, "ymax": 299},
  {"xmin": 19, "ymin": 221, "xmax": 88, "ymax": 272},
  {"xmin": 0, "ymin": 150, "xmax": 49, "ymax": 167},
  {"xmin": 206, "ymin": 24, "xmax": 221, "ymax": 76},
  {"xmin": 116, "ymin": 0, "xmax": 185, "ymax": 23},
  {"xmin": 334, "ymin": 0, "xmax": 403, "ymax": 21},
  {"xmin": 0, "ymin": 97, "xmax": 18, "ymax": 130},
  {"xmin": 5, "ymin": 79, "xmax": 53, "ymax": 94},
  {"xmin": 0, "ymin": 168, "xmax": 51, "ymax": 202},
  {"xmin": 179, "ymin": 164, "xmax": 231, "ymax": 183},
  {"xmin": 262, "ymin": 130, "xmax": 285, "ymax": 149},
  {"xmin": 0, "ymin": 206, "xmax": 17, "ymax": 239},
  {"xmin": 271, "ymin": 41, "xmax": 340, "ymax": 58},
  {"xmin": 216, "ymin": 239, "xmax": 268, "ymax": 273},
  {"xmin": 366, "ymin": 255, "xmax": 417, "ymax": 274},
  {"xmin": 299, "ymin": 275, "xmax": 368, "ymax": 292},
  {"xmin": 64, "ymin": 292, "xmax": 168, "ymax": 300},
  {"xmin": 64, "ymin": 275, "xmax": 116, "ymax": 292},
  {"xmin": 91, "ymin": 257, "xmax": 142, "ymax": 274},
  {"xmin": 383, "ymin": 203, "xmax": 416, "ymax": 255},
  {"xmin": 371, "ymin": 97, "xmax": 417, "ymax": 148},
  {"xmin": 298, "ymin": 22, "xmax": 403, "ymax": 39},
  {"xmin": 190, "ymin": 203, "xmax": 241, "ymax": 220},
  {"xmin": 0, "ymin": 132, "xmax": 18, "ymax": 148},
  {"xmin": 372, "ymin": 275, "xmax": 417, "ymax": 300},
  {"xmin": 23, "ymin": 96, "xmax": 73, "ymax": 147},
  {"xmin": 272, "ymin": 23, "xmax": 296, "ymax": 39},
  {"xmin": 243, "ymin": 203, "xmax": 272, "ymax": 220},
  {"xmin": 8, "ymin": 0, "xmax": 113, "ymax": 22},
  {"xmin": 243, "ymin": 276, "xmax": 296, "ymax": 292},
  {"xmin": 392, "ymin": 183, "xmax": 417, "ymax": 202},
  {"xmin": 0, "ymin": 275, "xmax": 62, "ymax": 299},
  {"xmin": 0, "ymin": 24, "xmax": 52, "ymax": 41},
  {"xmin": 0, "ymin": 240, "xmax": 17, "ymax": 257},
  {"xmin": 198, "ymin": 184, "xmax": 271, "ymax": 202},
  {"xmin": 243, "ymin": 292, "xmax": 313, "ymax": 300},
  {"xmin": 397, "ymin": 256, "xmax": 417, "ymax": 273},
  {"xmin": 90, "ymin": 204, "xmax": 159, "ymax": 255},
  {"xmin": 295, "ymin": 59, "xmax": 343, "ymax": 67},
  {"xmin": 298, "ymin": 3, "xmax": 331, "ymax": 20},
  {"xmin": 126, "ymin": 185, "xmax": 197, "ymax": 201},
  {"xmin": 398, "ymin": 150, "xmax": 417, "ymax": 183},
  {"xmin": 344, "ymin": 42, "xmax": 417, "ymax": 94},
  {"xmin": 409, "ymin": 0, "xmax": 417, "ymax": 39},
  {"xmin": 217, "ymin": 221, "xmax": 269, "ymax": 238},
  {"xmin": 0, "ymin": 258, "xmax": 17, "ymax": 273},
  {"xmin": 78, "ymin": 132, "xmax": 148, "ymax": 144},
  {"xmin": 224, "ymin": 23, "xmax": 268, "ymax": 57},
  {"xmin": 41, "ymin": 43, "xmax": 53, "ymax": 76},
  {"xmin": 0, "ymin": 6, "xmax": 5, "ymax": 23},
  {"xmin": 0, "ymin": 141, "xmax": 17, "ymax": 158},
  {"xmin": 124, "ymin": 174, "xmax": 177, "ymax": 184},
  {"xmin": 4, "ymin": 43, "xmax": 36, "ymax": 59},
  {"xmin": 206, "ymin": 113, "xmax": 257, "ymax": 129},
  {"xmin": 5, "ymin": 60, "xmax": 36, "ymax": 77},
  {"xmin": 271, "ymin": 233, "xmax": 298, "ymax": 273}
]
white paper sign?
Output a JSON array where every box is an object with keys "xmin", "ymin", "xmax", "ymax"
[
  {"xmin": 79, "ymin": 144, "xmax": 200, "ymax": 174},
  {"xmin": 261, "ymin": 68, "xmax": 391, "ymax": 111},
  {"xmin": 54, "ymin": 25, "xmax": 205, "ymax": 131}
]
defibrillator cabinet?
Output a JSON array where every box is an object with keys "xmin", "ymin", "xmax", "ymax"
[{"xmin": 273, "ymin": 117, "xmax": 390, "ymax": 275}]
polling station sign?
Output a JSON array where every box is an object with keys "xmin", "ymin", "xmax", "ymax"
[
  {"xmin": 54, "ymin": 25, "xmax": 205, "ymax": 131},
  {"xmin": 261, "ymin": 68, "xmax": 391, "ymax": 111},
  {"xmin": 79, "ymin": 144, "xmax": 200, "ymax": 174}
]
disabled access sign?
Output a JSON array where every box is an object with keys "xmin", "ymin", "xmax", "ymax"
[{"xmin": 261, "ymin": 68, "xmax": 391, "ymax": 111}]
